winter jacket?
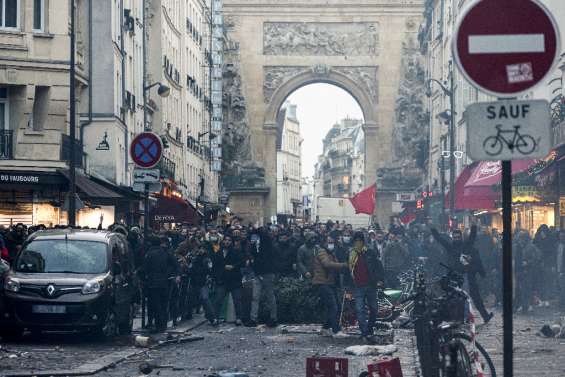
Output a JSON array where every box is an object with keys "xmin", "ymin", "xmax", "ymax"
[
  {"xmin": 312, "ymin": 248, "xmax": 346, "ymax": 285},
  {"xmin": 383, "ymin": 240, "xmax": 410, "ymax": 272},
  {"xmin": 348, "ymin": 246, "xmax": 385, "ymax": 288},
  {"xmin": 188, "ymin": 251, "xmax": 212, "ymax": 287},
  {"xmin": 431, "ymin": 226, "xmax": 485, "ymax": 277},
  {"xmin": 214, "ymin": 246, "xmax": 244, "ymax": 289},
  {"xmin": 250, "ymin": 228, "xmax": 278, "ymax": 275},
  {"xmin": 142, "ymin": 246, "xmax": 180, "ymax": 289},
  {"xmin": 296, "ymin": 244, "xmax": 316, "ymax": 277}
]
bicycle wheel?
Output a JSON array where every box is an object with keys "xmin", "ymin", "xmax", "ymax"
[
  {"xmin": 483, "ymin": 136, "xmax": 503, "ymax": 156},
  {"xmin": 440, "ymin": 339, "xmax": 474, "ymax": 377},
  {"xmin": 516, "ymin": 135, "xmax": 536, "ymax": 155},
  {"xmin": 453, "ymin": 333, "xmax": 496, "ymax": 377}
]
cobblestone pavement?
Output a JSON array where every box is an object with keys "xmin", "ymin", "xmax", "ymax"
[
  {"xmin": 475, "ymin": 309, "xmax": 565, "ymax": 377},
  {"xmin": 2, "ymin": 309, "xmax": 565, "ymax": 376}
]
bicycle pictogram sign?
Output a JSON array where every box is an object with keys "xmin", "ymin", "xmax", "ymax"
[
  {"xmin": 130, "ymin": 132, "xmax": 163, "ymax": 168},
  {"xmin": 482, "ymin": 125, "xmax": 538, "ymax": 157}
]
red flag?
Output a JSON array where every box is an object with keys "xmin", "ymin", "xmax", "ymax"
[{"xmin": 349, "ymin": 184, "xmax": 376, "ymax": 215}]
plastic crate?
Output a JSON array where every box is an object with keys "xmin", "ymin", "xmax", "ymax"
[
  {"xmin": 306, "ymin": 357, "xmax": 349, "ymax": 377},
  {"xmin": 367, "ymin": 357, "xmax": 403, "ymax": 377}
]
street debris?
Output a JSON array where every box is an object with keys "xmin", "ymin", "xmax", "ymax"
[
  {"xmin": 135, "ymin": 336, "xmax": 153, "ymax": 348},
  {"xmin": 345, "ymin": 345, "xmax": 398, "ymax": 356},
  {"xmin": 537, "ymin": 318, "xmax": 565, "ymax": 338},
  {"xmin": 139, "ymin": 362, "xmax": 185, "ymax": 374}
]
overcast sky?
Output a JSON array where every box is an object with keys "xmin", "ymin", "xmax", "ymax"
[{"xmin": 286, "ymin": 83, "xmax": 364, "ymax": 178}]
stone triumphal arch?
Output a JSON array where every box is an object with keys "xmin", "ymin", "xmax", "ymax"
[{"xmin": 222, "ymin": 0, "xmax": 426, "ymax": 225}]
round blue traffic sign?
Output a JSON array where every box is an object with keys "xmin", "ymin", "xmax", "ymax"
[{"xmin": 130, "ymin": 132, "xmax": 163, "ymax": 168}]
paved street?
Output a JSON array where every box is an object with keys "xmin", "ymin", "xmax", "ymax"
[{"xmin": 2, "ymin": 309, "xmax": 565, "ymax": 377}]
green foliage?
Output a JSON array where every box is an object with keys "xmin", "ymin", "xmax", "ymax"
[{"xmin": 259, "ymin": 277, "xmax": 324, "ymax": 324}]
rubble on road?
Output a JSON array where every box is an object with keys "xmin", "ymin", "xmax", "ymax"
[
  {"xmin": 537, "ymin": 317, "xmax": 565, "ymax": 338},
  {"xmin": 345, "ymin": 344, "xmax": 398, "ymax": 356}
]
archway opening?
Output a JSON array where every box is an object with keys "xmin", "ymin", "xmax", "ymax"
[{"xmin": 275, "ymin": 83, "xmax": 365, "ymax": 224}]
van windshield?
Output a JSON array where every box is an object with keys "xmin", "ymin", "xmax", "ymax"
[{"xmin": 15, "ymin": 240, "xmax": 108, "ymax": 274}]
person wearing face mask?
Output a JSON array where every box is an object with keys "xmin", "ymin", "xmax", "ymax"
[
  {"xmin": 431, "ymin": 225, "xmax": 493, "ymax": 323},
  {"xmin": 297, "ymin": 232, "xmax": 318, "ymax": 279},
  {"xmin": 312, "ymin": 236, "xmax": 349, "ymax": 338},
  {"xmin": 212, "ymin": 235, "xmax": 244, "ymax": 325},
  {"xmin": 348, "ymin": 231, "xmax": 385, "ymax": 344}
]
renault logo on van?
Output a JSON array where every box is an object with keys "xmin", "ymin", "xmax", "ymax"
[{"xmin": 46, "ymin": 284, "xmax": 56, "ymax": 297}]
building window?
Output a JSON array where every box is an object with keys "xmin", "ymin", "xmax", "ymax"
[
  {"xmin": 0, "ymin": 0, "xmax": 19, "ymax": 29},
  {"xmin": 30, "ymin": 86, "xmax": 50, "ymax": 131},
  {"xmin": 0, "ymin": 87, "xmax": 8, "ymax": 129},
  {"xmin": 33, "ymin": 0, "xmax": 44, "ymax": 31}
]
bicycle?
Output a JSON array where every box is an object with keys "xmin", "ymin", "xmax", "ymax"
[
  {"xmin": 411, "ymin": 265, "xmax": 496, "ymax": 377},
  {"xmin": 482, "ymin": 124, "xmax": 537, "ymax": 156}
]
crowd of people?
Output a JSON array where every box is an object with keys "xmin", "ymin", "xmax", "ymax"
[{"xmin": 0, "ymin": 219, "xmax": 564, "ymax": 342}]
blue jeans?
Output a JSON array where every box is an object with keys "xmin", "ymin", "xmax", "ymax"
[
  {"xmin": 317, "ymin": 284, "xmax": 340, "ymax": 334},
  {"xmin": 353, "ymin": 286, "xmax": 378, "ymax": 337}
]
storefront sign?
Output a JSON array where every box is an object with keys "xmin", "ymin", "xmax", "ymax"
[{"xmin": 0, "ymin": 172, "xmax": 65, "ymax": 186}]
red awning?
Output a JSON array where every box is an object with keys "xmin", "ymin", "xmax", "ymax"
[
  {"xmin": 449, "ymin": 160, "xmax": 535, "ymax": 210},
  {"xmin": 151, "ymin": 196, "xmax": 201, "ymax": 224}
]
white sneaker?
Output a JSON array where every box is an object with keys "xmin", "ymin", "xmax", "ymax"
[
  {"xmin": 544, "ymin": 301, "xmax": 551, "ymax": 307},
  {"xmin": 332, "ymin": 331, "xmax": 349, "ymax": 339},
  {"xmin": 320, "ymin": 328, "xmax": 332, "ymax": 337}
]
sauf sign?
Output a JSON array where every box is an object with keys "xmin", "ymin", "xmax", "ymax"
[{"xmin": 466, "ymin": 99, "xmax": 552, "ymax": 161}]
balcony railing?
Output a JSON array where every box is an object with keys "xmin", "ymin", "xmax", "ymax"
[
  {"xmin": 0, "ymin": 130, "xmax": 13, "ymax": 160},
  {"xmin": 159, "ymin": 156, "xmax": 176, "ymax": 180}
]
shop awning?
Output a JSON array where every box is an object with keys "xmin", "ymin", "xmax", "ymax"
[
  {"xmin": 59, "ymin": 170, "xmax": 122, "ymax": 199},
  {"xmin": 449, "ymin": 160, "xmax": 535, "ymax": 210},
  {"xmin": 152, "ymin": 196, "xmax": 201, "ymax": 224}
]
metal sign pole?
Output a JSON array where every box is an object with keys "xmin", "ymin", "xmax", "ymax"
[{"xmin": 501, "ymin": 159, "xmax": 513, "ymax": 377}]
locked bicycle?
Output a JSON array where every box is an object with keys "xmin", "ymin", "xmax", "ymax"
[
  {"xmin": 410, "ymin": 265, "xmax": 496, "ymax": 377},
  {"xmin": 483, "ymin": 124, "xmax": 536, "ymax": 156}
]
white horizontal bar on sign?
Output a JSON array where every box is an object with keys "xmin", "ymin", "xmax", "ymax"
[{"xmin": 468, "ymin": 34, "xmax": 545, "ymax": 54}]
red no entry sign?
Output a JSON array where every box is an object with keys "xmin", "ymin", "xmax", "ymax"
[
  {"xmin": 130, "ymin": 132, "xmax": 163, "ymax": 168},
  {"xmin": 454, "ymin": 0, "xmax": 560, "ymax": 97}
]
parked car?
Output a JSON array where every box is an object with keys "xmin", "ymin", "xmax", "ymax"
[{"xmin": 0, "ymin": 229, "xmax": 137, "ymax": 339}]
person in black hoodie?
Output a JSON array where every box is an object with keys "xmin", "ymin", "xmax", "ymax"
[
  {"xmin": 534, "ymin": 224, "xmax": 557, "ymax": 306},
  {"xmin": 431, "ymin": 225, "xmax": 493, "ymax": 323},
  {"xmin": 142, "ymin": 235, "xmax": 180, "ymax": 332},
  {"xmin": 212, "ymin": 235, "xmax": 244, "ymax": 325},
  {"xmin": 187, "ymin": 238, "xmax": 218, "ymax": 326},
  {"xmin": 248, "ymin": 227, "xmax": 278, "ymax": 327}
]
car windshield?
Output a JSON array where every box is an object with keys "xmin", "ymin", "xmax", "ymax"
[{"xmin": 15, "ymin": 239, "xmax": 108, "ymax": 274}]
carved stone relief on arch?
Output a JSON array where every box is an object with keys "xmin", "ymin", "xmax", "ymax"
[{"xmin": 263, "ymin": 22, "xmax": 380, "ymax": 56}]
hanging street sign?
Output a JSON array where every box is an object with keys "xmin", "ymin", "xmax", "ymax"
[
  {"xmin": 132, "ymin": 182, "xmax": 162, "ymax": 193},
  {"xmin": 453, "ymin": 0, "xmax": 560, "ymax": 97},
  {"xmin": 466, "ymin": 99, "xmax": 552, "ymax": 161},
  {"xmin": 133, "ymin": 168, "xmax": 160, "ymax": 184},
  {"xmin": 130, "ymin": 132, "xmax": 163, "ymax": 169}
]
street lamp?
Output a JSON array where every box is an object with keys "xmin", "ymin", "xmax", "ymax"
[
  {"xmin": 426, "ymin": 68, "xmax": 457, "ymax": 227},
  {"xmin": 144, "ymin": 82, "xmax": 171, "ymax": 98}
]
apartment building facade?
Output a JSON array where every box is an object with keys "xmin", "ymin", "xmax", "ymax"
[
  {"xmin": 0, "ymin": 0, "xmax": 99, "ymax": 226},
  {"xmin": 276, "ymin": 103, "xmax": 302, "ymax": 219},
  {"xmin": 315, "ymin": 118, "xmax": 365, "ymax": 198},
  {"xmin": 147, "ymin": 0, "xmax": 219, "ymax": 207}
]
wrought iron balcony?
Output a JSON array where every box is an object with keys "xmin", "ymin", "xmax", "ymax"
[
  {"xmin": 0, "ymin": 130, "xmax": 13, "ymax": 160},
  {"xmin": 159, "ymin": 156, "xmax": 176, "ymax": 180}
]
